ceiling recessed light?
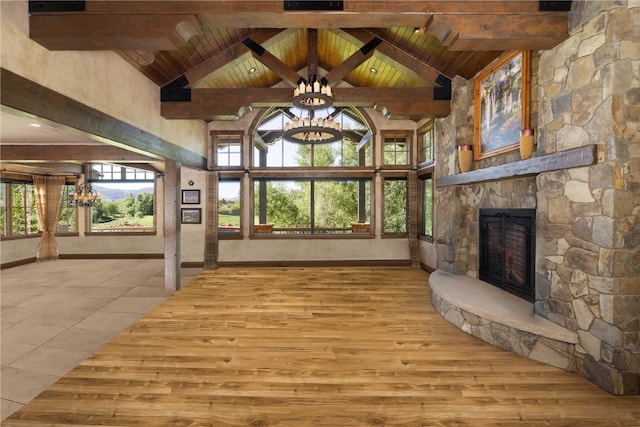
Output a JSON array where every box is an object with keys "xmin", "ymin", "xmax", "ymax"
[
  {"xmin": 29, "ymin": 123, "xmax": 42, "ymax": 128},
  {"xmin": 370, "ymin": 67, "xmax": 377, "ymax": 74},
  {"xmin": 248, "ymin": 67, "xmax": 257, "ymax": 74}
]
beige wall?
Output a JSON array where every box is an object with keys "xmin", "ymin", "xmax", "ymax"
[{"xmin": 0, "ymin": 1, "xmax": 207, "ymax": 156}]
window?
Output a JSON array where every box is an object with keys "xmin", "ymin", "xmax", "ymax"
[
  {"xmin": 57, "ymin": 184, "xmax": 77, "ymax": 233},
  {"xmin": 219, "ymin": 179, "xmax": 241, "ymax": 236},
  {"xmin": 383, "ymin": 178, "xmax": 408, "ymax": 234},
  {"xmin": 0, "ymin": 183, "xmax": 39, "ymax": 238},
  {"xmin": 89, "ymin": 164, "xmax": 156, "ymax": 233},
  {"xmin": 253, "ymin": 178, "xmax": 371, "ymax": 235},
  {"xmin": 421, "ymin": 177, "xmax": 433, "ymax": 238},
  {"xmin": 1, "ymin": 181, "xmax": 79, "ymax": 238},
  {"xmin": 383, "ymin": 135, "xmax": 411, "ymax": 166},
  {"xmin": 211, "ymin": 133, "xmax": 242, "ymax": 168},
  {"xmin": 418, "ymin": 122, "xmax": 434, "ymax": 164},
  {"xmin": 253, "ymin": 107, "xmax": 372, "ymax": 168}
]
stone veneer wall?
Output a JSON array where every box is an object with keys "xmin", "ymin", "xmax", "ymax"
[
  {"xmin": 535, "ymin": 1, "xmax": 640, "ymax": 395},
  {"xmin": 434, "ymin": 1, "xmax": 639, "ymax": 395}
]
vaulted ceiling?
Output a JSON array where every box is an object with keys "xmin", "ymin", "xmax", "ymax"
[{"xmin": 27, "ymin": 0, "xmax": 572, "ymax": 122}]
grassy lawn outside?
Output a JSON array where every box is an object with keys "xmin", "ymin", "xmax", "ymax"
[
  {"xmin": 93, "ymin": 215, "xmax": 154, "ymax": 230},
  {"xmin": 219, "ymin": 214, "xmax": 240, "ymax": 227}
]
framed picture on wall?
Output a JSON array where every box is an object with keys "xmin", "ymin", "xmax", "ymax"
[
  {"xmin": 181, "ymin": 208, "xmax": 201, "ymax": 224},
  {"xmin": 182, "ymin": 189, "xmax": 200, "ymax": 204},
  {"xmin": 473, "ymin": 50, "xmax": 531, "ymax": 160}
]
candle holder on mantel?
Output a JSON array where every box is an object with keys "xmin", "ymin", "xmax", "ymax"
[{"xmin": 457, "ymin": 144, "xmax": 474, "ymax": 173}]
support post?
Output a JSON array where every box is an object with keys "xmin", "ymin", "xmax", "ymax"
[{"xmin": 164, "ymin": 160, "xmax": 181, "ymax": 292}]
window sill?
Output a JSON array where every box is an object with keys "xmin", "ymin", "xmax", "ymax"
[
  {"xmin": 1, "ymin": 233, "xmax": 42, "ymax": 241},
  {"xmin": 84, "ymin": 231, "xmax": 157, "ymax": 236}
]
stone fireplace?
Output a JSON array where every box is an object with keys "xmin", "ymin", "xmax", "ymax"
[
  {"xmin": 479, "ymin": 208, "xmax": 536, "ymax": 302},
  {"xmin": 430, "ymin": 2, "xmax": 639, "ymax": 395}
]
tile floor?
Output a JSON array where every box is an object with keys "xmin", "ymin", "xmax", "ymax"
[{"xmin": 0, "ymin": 259, "xmax": 201, "ymax": 420}]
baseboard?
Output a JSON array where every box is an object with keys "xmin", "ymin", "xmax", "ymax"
[
  {"xmin": 1, "ymin": 257, "xmax": 37, "ymax": 270},
  {"xmin": 420, "ymin": 262, "xmax": 436, "ymax": 273},
  {"xmin": 59, "ymin": 253, "xmax": 164, "ymax": 260},
  {"xmin": 182, "ymin": 259, "xmax": 411, "ymax": 268}
]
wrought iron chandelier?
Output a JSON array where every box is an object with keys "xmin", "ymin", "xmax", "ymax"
[
  {"xmin": 282, "ymin": 114, "xmax": 342, "ymax": 144},
  {"xmin": 68, "ymin": 183, "xmax": 102, "ymax": 208},
  {"xmin": 285, "ymin": 76, "xmax": 342, "ymax": 144},
  {"xmin": 292, "ymin": 77, "xmax": 333, "ymax": 110}
]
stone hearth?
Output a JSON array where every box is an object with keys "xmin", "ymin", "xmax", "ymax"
[{"xmin": 429, "ymin": 270, "xmax": 578, "ymax": 371}]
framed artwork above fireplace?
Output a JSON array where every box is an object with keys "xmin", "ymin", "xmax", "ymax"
[{"xmin": 473, "ymin": 50, "xmax": 531, "ymax": 160}]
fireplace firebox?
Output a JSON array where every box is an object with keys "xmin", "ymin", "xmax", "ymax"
[{"xmin": 479, "ymin": 209, "xmax": 536, "ymax": 302}]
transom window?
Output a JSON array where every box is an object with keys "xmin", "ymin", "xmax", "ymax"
[
  {"xmin": 211, "ymin": 133, "xmax": 242, "ymax": 168},
  {"xmin": 253, "ymin": 106, "xmax": 372, "ymax": 168},
  {"xmin": 383, "ymin": 135, "xmax": 411, "ymax": 166}
]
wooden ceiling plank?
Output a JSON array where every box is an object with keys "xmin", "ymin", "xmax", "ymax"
[
  {"xmin": 324, "ymin": 37, "xmax": 381, "ymax": 85},
  {"xmin": 244, "ymin": 39, "xmax": 303, "ymax": 88},
  {"xmin": 336, "ymin": 29, "xmax": 444, "ymax": 82},
  {"xmin": 184, "ymin": 29, "xmax": 286, "ymax": 88},
  {"xmin": 0, "ymin": 145, "xmax": 155, "ymax": 162}
]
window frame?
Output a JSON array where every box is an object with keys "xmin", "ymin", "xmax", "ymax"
[
  {"xmin": 218, "ymin": 175, "xmax": 243, "ymax": 239},
  {"xmin": 252, "ymin": 107, "xmax": 373, "ymax": 169},
  {"xmin": 418, "ymin": 166, "xmax": 434, "ymax": 242},
  {"xmin": 87, "ymin": 164, "xmax": 157, "ymax": 235},
  {"xmin": 382, "ymin": 132, "xmax": 412, "ymax": 168},
  {"xmin": 250, "ymin": 173, "xmax": 373, "ymax": 239},
  {"xmin": 417, "ymin": 121, "xmax": 434, "ymax": 166},
  {"xmin": 0, "ymin": 182, "xmax": 40, "ymax": 240},
  {"xmin": 210, "ymin": 131, "xmax": 244, "ymax": 170}
]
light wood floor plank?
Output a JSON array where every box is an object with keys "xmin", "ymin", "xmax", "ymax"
[{"xmin": 3, "ymin": 267, "xmax": 639, "ymax": 426}]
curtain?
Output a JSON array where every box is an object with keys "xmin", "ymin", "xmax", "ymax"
[
  {"xmin": 33, "ymin": 175, "xmax": 66, "ymax": 262},
  {"xmin": 203, "ymin": 171, "xmax": 219, "ymax": 270}
]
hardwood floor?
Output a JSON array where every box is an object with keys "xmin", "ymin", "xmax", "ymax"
[{"xmin": 3, "ymin": 267, "xmax": 639, "ymax": 426}]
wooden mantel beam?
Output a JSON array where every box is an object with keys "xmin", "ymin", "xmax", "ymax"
[{"xmin": 29, "ymin": 1, "xmax": 569, "ymax": 51}]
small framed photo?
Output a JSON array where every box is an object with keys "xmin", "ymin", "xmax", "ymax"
[
  {"xmin": 182, "ymin": 189, "xmax": 200, "ymax": 204},
  {"xmin": 181, "ymin": 208, "xmax": 201, "ymax": 224}
]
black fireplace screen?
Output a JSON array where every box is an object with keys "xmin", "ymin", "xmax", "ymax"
[{"xmin": 479, "ymin": 209, "xmax": 536, "ymax": 301}]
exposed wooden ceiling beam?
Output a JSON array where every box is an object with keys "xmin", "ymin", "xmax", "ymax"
[
  {"xmin": 437, "ymin": 14, "xmax": 570, "ymax": 50},
  {"xmin": 29, "ymin": 2, "xmax": 568, "ymax": 51},
  {"xmin": 161, "ymin": 87, "xmax": 450, "ymax": 120},
  {"xmin": 77, "ymin": 1, "xmax": 550, "ymax": 15},
  {"xmin": 0, "ymin": 145, "xmax": 156, "ymax": 162}
]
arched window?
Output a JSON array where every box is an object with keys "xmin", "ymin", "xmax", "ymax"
[{"xmin": 252, "ymin": 106, "xmax": 372, "ymax": 168}]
